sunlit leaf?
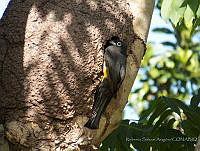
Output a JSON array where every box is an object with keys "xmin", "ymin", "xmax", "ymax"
[
  {"xmin": 197, "ymin": 5, "xmax": 200, "ymax": 18},
  {"xmin": 161, "ymin": 0, "xmax": 174, "ymax": 21},
  {"xmin": 148, "ymin": 101, "xmax": 167, "ymax": 125},
  {"xmin": 167, "ymin": 118, "xmax": 176, "ymax": 128},
  {"xmin": 154, "ymin": 109, "xmax": 173, "ymax": 128},
  {"xmin": 184, "ymin": 4, "xmax": 195, "ymax": 25},
  {"xmin": 161, "ymin": 0, "xmax": 186, "ymax": 26},
  {"xmin": 149, "ymin": 68, "xmax": 160, "ymax": 79}
]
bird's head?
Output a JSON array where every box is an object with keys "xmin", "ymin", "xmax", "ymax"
[{"xmin": 107, "ymin": 37, "xmax": 127, "ymax": 56}]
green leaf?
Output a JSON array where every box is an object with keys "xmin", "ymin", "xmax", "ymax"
[
  {"xmin": 197, "ymin": 5, "xmax": 200, "ymax": 18},
  {"xmin": 186, "ymin": 0, "xmax": 200, "ymax": 13},
  {"xmin": 184, "ymin": 4, "xmax": 195, "ymax": 25},
  {"xmin": 100, "ymin": 120, "xmax": 132, "ymax": 151},
  {"xmin": 159, "ymin": 74, "xmax": 170, "ymax": 84},
  {"xmin": 177, "ymin": 48, "xmax": 192, "ymax": 65},
  {"xmin": 161, "ymin": 41, "xmax": 177, "ymax": 48},
  {"xmin": 101, "ymin": 121, "xmax": 153, "ymax": 151},
  {"xmin": 160, "ymin": 97, "xmax": 181, "ymax": 115},
  {"xmin": 154, "ymin": 109, "xmax": 173, "ymax": 128},
  {"xmin": 158, "ymin": 127, "xmax": 195, "ymax": 150},
  {"xmin": 139, "ymin": 101, "xmax": 157, "ymax": 123},
  {"xmin": 182, "ymin": 120, "xmax": 199, "ymax": 136},
  {"xmin": 149, "ymin": 68, "xmax": 160, "ymax": 79},
  {"xmin": 190, "ymin": 95, "xmax": 200, "ymax": 110},
  {"xmin": 161, "ymin": 0, "xmax": 187, "ymax": 26},
  {"xmin": 128, "ymin": 122, "xmax": 152, "ymax": 150},
  {"xmin": 161, "ymin": 0, "xmax": 174, "ymax": 21},
  {"xmin": 165, "ymin": 60, "xmax": 175, "ymax": 68},
  {"xmin": 167, "ymin": 118, "xmax": 176, "ymax": 128},
  {"xmin": 153, "ymin": 28, "xmax": 173, "ymax": 34},
  {"xmin": 161, "ymin": 97, "xmax": 200, "ymax": 129},
  {"xmin": 148, "ymin": 100, "xmax": 168, "ymax": 125}
]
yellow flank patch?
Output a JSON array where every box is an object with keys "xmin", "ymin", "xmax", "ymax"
[{"xmin": 103, "ymin": 61, "xmax": 108, "ymax": 79}]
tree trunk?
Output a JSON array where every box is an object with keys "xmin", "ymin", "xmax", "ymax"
[
  {"xmin": 195, "ymin": 135, "xmax": 200, "ymax": 151},
  {"xmin": 0, "ymin": 0, "xmax": 155, "ymax": 150}
]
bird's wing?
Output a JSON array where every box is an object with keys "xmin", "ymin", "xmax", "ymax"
[
  {"xmin": 104, "ymin": 46, "xmax": 121, "ymax": 92},
  {"xmin": 117, "ymin": 59, "xmax": 126, "ymax": 89}
]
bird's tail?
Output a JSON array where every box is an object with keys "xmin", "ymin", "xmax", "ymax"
[{"xmin": 84, "ymin": 81, "xmax": 113, "ymax": 129}]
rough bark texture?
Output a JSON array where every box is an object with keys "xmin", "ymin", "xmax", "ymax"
[
  {"xmin": 195, "ymin": 135, "xmax": 200, "ymax": 151},
  {"xmin": 0, "ymin": 0, "xmax": 155, "ymax": 150}
]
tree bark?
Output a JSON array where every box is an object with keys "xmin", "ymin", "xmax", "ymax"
[
  {"xmin": 0, "ymin": 0, "xmax": 155, "ymax": 150},
  {"xmin": 195, "ymin": 135, "xmax": 200, "ymax": 151}
]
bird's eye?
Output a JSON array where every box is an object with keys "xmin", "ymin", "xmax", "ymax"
[{"xmin": 116, "ymin": 41, "xmax": 122, "ymax": 47}]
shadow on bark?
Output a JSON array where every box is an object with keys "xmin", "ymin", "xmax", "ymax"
[{"xmin": 0, "ymin": 0, "xmax": 135, "ymax": 150}]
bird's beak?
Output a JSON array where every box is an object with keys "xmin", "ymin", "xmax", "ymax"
[{"xmin": 109, "ymin": 40, "xmax": 116, "ymax": 46}]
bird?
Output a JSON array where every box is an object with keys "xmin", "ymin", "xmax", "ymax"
[{"xmin": 84, "ymin": 37, "xmax": 128, "ymax": 129}]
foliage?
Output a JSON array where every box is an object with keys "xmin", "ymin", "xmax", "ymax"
[
  {"xmin": 100, "ymin": 94, "xmax": 200, "ymax": 151},
  {"xmin": 161, "ymin": 0, "xmax": 200, "ymax": 28},
  {"xmin": 130, "ymin": 4, "xmax": 200, "ymax": 113},
  {"xmin": 101, "ymin": 0, "xmax": 200, "ymax": 150}
]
